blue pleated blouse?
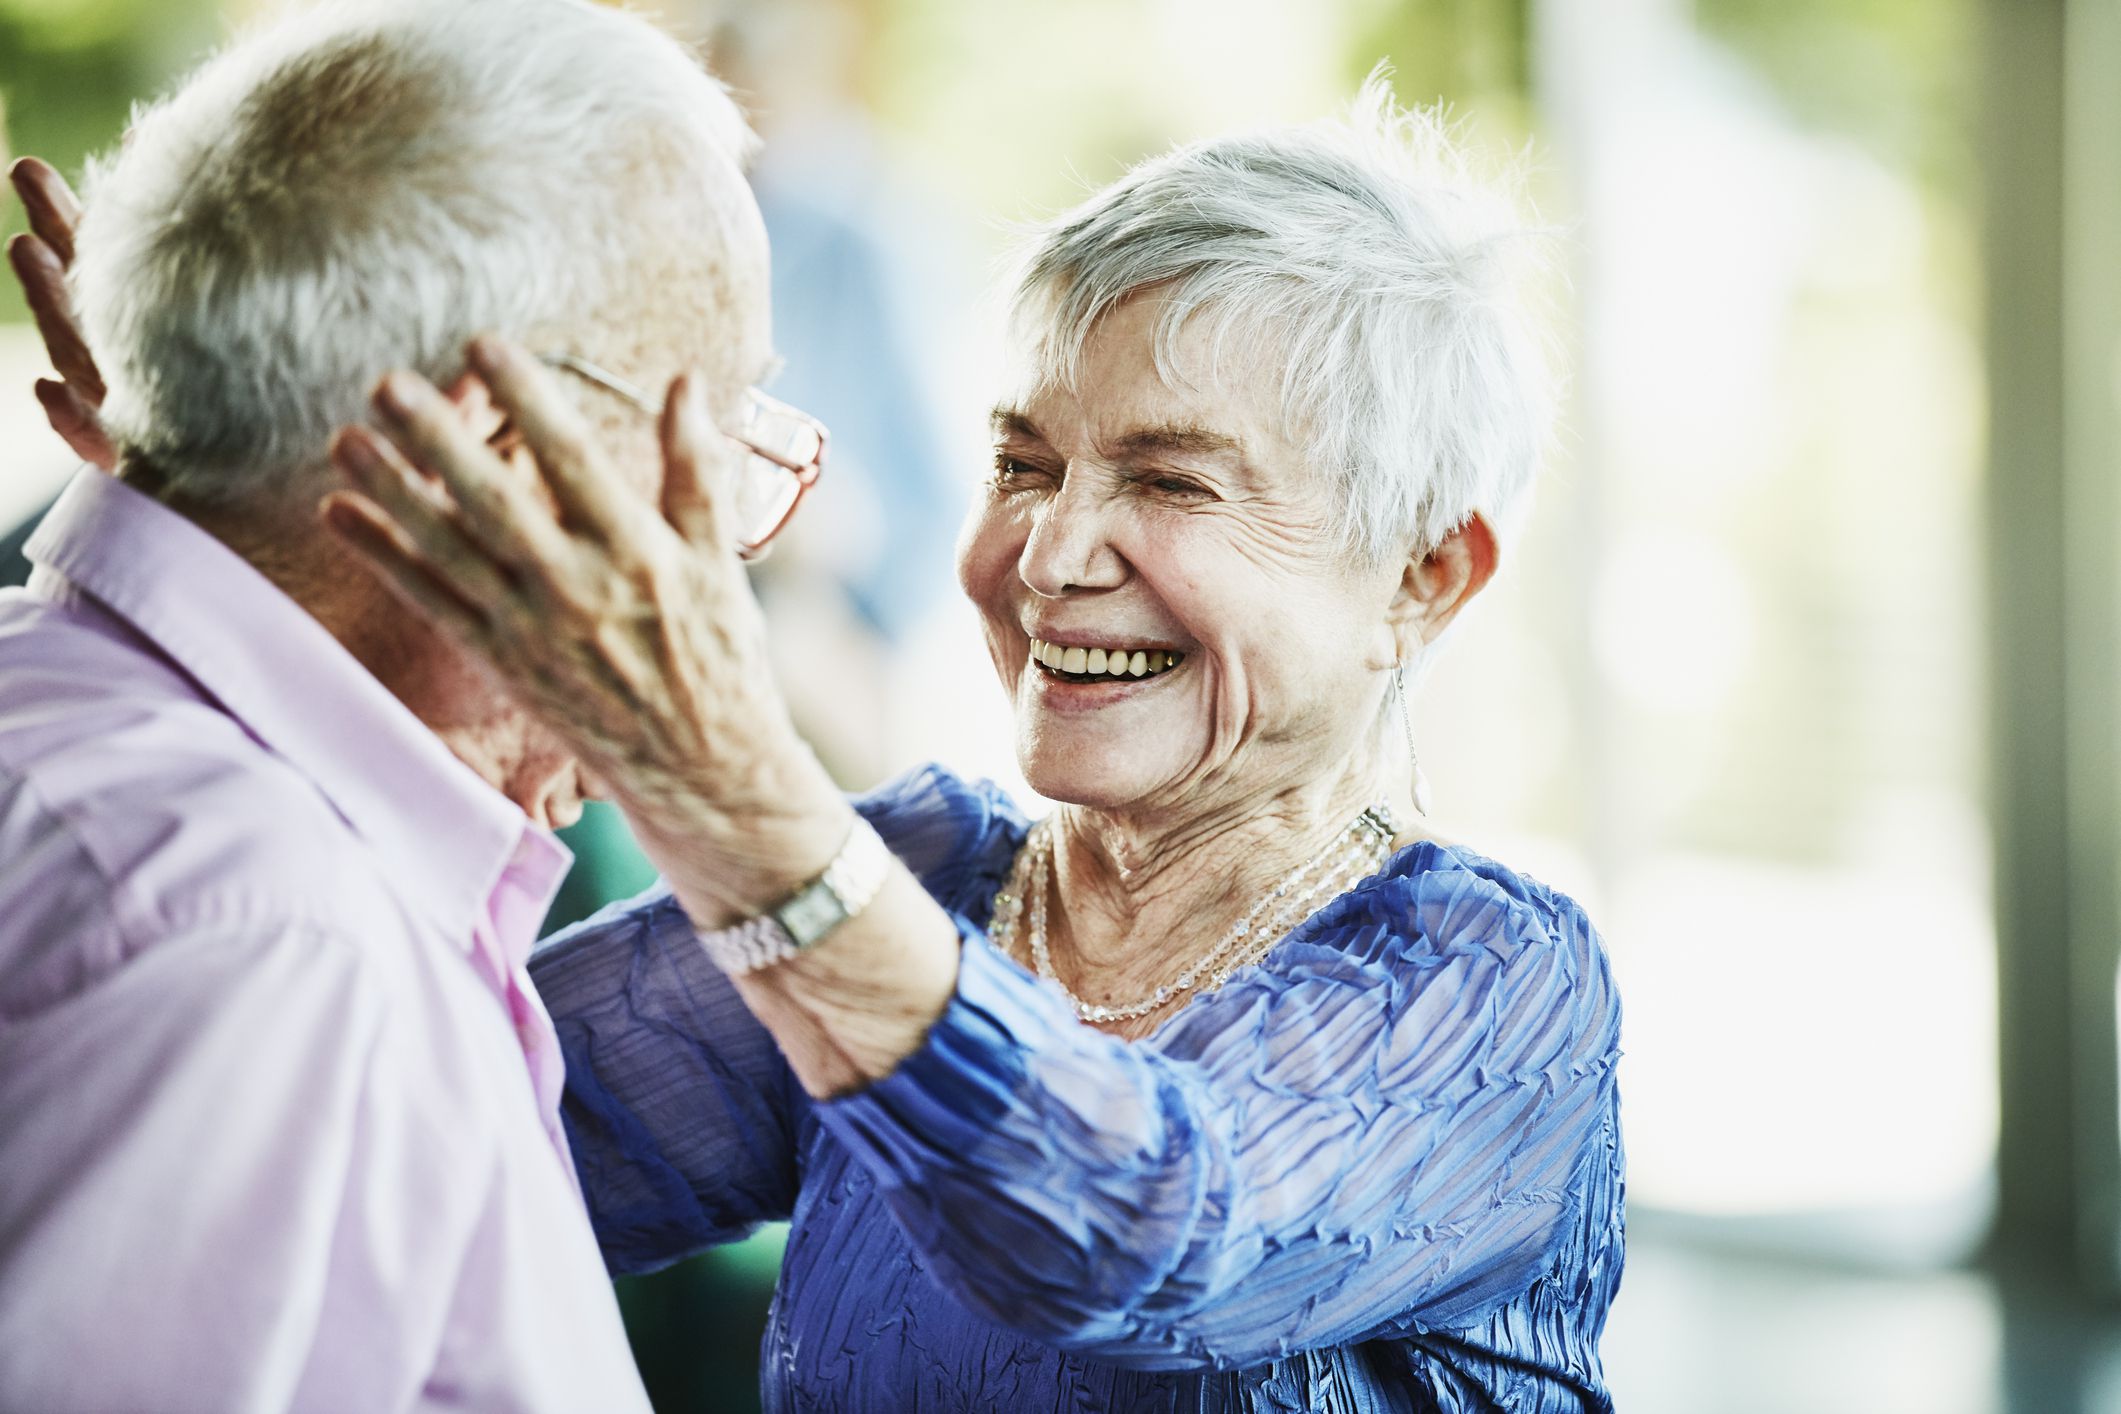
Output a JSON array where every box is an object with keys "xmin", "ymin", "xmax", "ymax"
[{"xmin": 530, "ymin": 766, "xmax": 1625, "ymax": 1412}]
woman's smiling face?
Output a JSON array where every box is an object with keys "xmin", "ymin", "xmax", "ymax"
[{"xmin": 957, "ymin": 293, "xmax": 1408, "ymax": 817}]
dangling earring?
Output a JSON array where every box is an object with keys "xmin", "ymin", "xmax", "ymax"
[{"xmin": 1395, "ymin": 665, "xmax": 1433, "ymax": 817}]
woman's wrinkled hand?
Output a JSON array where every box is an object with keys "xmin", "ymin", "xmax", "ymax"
[
  {"xmin": 8, "ymin": 158, "xmax": 114, "ymax": 471},
  {"xmin": 322, "ymin": 334, "xmax": 844, "ymax": 906}
]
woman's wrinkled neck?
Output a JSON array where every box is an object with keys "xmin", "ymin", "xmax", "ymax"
[{"xmin": 1041, "ymin": 727, "xmax": 1408, "ymax": 970}]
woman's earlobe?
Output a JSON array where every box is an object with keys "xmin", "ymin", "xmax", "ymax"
[{"xmin": 1363, "ymin": 617, "xmax": 1408, "ymax": 673}]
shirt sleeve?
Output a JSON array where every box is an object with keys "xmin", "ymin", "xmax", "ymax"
[
  {"xmin": 530, "ymin": 886, "xmax": 809, "ymax": 1275},
  {"xmin": 815, "ymin": 856, "xmax": 1624, "ymax": 1372},
  {"xmin": 0, "ymin": 924, "xmax": 495, "ymax": 1412},
  {"xmin": 525, "ymin": 765, "xmax": 1025, "ymax": 1277}
]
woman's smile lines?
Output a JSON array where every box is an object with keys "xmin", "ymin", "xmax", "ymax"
[{"xmin": 1028, "ymin": 638, "xmax": 1185, "ymax": 681}]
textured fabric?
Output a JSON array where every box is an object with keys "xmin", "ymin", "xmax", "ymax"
[
  {"xmin": 0, "ymin": 471, "xmax": 649, "ymax": 1413},
  {"xmin": 537, "ymin": 764, "xmax": 1624, "ymax": 1412}
]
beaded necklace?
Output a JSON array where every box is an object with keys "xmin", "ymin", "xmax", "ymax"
[{"xmin": 988, "ymin": 804, "xmax": 1398, "ymax": 1025}]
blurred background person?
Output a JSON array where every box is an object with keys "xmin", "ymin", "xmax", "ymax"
[
  {"xmin": 5, "ymin": 1, "xmax": 2116, "ymax": 1412},
  {"xmin": 709, "ymin": 0, "xmax": 970, "ymax": 786}
]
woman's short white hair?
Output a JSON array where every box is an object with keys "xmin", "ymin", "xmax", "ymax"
[
  {"xmin": 71, "ymin": 0, "xmax": 756, "ymax": 512},
  {"xmin": 1011, "ymin": 74, "xmax": 1554, "ymax": 564}
]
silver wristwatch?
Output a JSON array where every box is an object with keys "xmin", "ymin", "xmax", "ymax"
[{"xmin": 696, "ymin": 816, "xmax": 892, "ymax": 974}]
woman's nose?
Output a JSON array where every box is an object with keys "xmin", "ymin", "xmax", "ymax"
[{"xmin": 1018, "ymin": 474, "xmax": 1126, "ymax": 597}]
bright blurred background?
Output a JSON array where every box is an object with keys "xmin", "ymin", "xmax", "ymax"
[{"xmin": 5, "ymin": 0, "xmax": 2118, "ymax": 1410}]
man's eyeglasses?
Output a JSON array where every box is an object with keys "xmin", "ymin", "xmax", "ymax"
[{"xmin": 534, "ymin": 351, "xmax": 827, "ymax": 558}]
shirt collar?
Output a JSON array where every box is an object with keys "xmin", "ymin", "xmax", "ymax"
[{"xmin": 25, "ymin": 470, "xmax": 571, "ymax": 942}]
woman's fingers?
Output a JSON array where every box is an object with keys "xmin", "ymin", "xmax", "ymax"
[
  {"xmin": 10, "ymin": 232, "xmax": 107, "ymax": 404},
  {"xmin": 9, "ymin": 158, "xmax": 82, "ymax": 267},
  {"xmin": 465, "ymin": 336, "xmax": 645, "ymax": 543},
  {"xmin": 367, "ymin": 370, "xmax": 580, "ymax": 583},
  {"xmin": 34, "ymin": 378, "xmax": 117, "ymax": 469},
  {"xmin": 658, "ymin": 372, "xmax": 734, "ymax": 548},
  {"xmin": 329, "ymin": 423, "xmax": 528, "ymax": 618},
  {"xmin": 9, "ymin": 160, "xmax": 113, "ymax": 470}
]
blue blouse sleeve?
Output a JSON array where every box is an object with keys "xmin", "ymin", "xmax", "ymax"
[
  {"xmin": 529, "ymin": 886, "xmax": 808, "ymax": 1275},
  {"xmin": 818, "ymin": 792, "xmax": 1623, "ymax": 1372},
  {"xmin": 525, "ymin": 765, "xmax": 1023, "ymax": 1277}
]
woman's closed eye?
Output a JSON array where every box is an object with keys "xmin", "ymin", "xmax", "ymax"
[
  {"xmin": 1127, "ymin": 469, "xmax": 1215, "ymax": 500},
  {"xmin": 990, "ymin": 452, "xmax": 1217, "ymax": 504},
  {"xmin": 991, "ymin": 452, "xmax": 1057, "ymax": 489}
]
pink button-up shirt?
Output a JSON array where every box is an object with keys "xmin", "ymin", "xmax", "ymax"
[{"xmin": 0, "ymin": 472, "xmax": 650, "ymax": 1413}]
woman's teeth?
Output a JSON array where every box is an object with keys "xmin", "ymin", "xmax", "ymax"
[{"xmin": 1027, "ymin": 638, "xmax": 1184, "ymax": 680}]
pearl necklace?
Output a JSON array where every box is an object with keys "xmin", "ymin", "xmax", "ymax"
[{"xmin": 987, "ymin": 804, "xmax": 1399, "ymax": 1025}]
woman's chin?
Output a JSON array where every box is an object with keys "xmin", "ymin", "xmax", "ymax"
[{"xmin": 1017, "ymin": 737, "xmax": 1187, "ymax": 813}]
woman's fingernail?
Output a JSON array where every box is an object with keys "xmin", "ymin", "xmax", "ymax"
[
  {"xmin": 375, "ymin": 371, "xmax": 427, "ymax": 419},
  {"xmin": 7, "ymin": 232, "xmax": 53, "ymax": 276},
  {"xmin": 333, "ymin": 430, "xmax": 383, "ymax": 481},
  {"xmin": 680, "ymin": 373, "xmax": 710, "ymax": 435},
  {"xmin": 466, "ymin": 335, "xmax": 505, "ymax": 375}
]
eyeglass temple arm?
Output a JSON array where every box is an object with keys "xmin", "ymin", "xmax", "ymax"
[{"xmin": 535, "ymin": 351, "xmax": 660, "ymax": 416}]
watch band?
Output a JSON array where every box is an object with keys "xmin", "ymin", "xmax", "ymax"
[{"xmin": 696, "ymin": 816, "xmax": 892, "ymax": 974}]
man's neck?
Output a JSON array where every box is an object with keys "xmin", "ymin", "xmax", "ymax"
[{"xmin": 148, "ymin": 477, "xmax": 561, "ymax": 823}]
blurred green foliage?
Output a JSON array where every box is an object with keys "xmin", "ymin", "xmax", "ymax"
[
  {"xmin": 616, "ymin": 1229, "xmax": 787, "ymax": 1414},
  {"xmin": 0, "ymin": 0, "xmax": 218, "ymax": 323},
  {"xmin": 1344, "ymin": 0, "xmax": 1530, "ymax": 121},
  {"xmin": 1697, "ymin": 0, "xmax": 1973, "ymax": 192},
  {"xmin": 544, "ymin": 800, "xmax": 662, "ymax": 935}
]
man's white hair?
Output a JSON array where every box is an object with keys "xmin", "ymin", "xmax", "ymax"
[
  {"xmin": 1012, "ymin": 74, "xmax": 1554, "ymax": 565},
  {"xmin": 71, "ymin": 0, "xmax": 756, "ymax": 511}
]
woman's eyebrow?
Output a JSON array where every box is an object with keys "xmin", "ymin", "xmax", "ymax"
[
  {"xmin": 987, "ymin": 410, "xmax": 1250, "ymax": 470},
  {"xmin": 1110, "ymin": 422, "xmax": 1247, "ymax": 464},
  {"xmin": 989, "ymin": 406, "xmax": 1044, "ymax": 442}
]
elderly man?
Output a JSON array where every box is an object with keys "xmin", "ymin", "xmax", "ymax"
[{"xmin": 0, "ymin": 0, "xmax": 775, "ymax": 1407}]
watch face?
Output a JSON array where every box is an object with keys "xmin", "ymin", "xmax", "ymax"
[{"xmin": 778, "ymin": 881, "xmax": 846, "ymax": 950}]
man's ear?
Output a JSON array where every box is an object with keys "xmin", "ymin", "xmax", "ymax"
[{"xmin": 1386, "ymin": 512, "xmax": 1500, "ymax": 662}]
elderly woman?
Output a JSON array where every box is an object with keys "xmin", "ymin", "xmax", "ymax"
[{"xmin": 13, "ymin": 86, "xmax": 1620, "ymax": 1413}]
